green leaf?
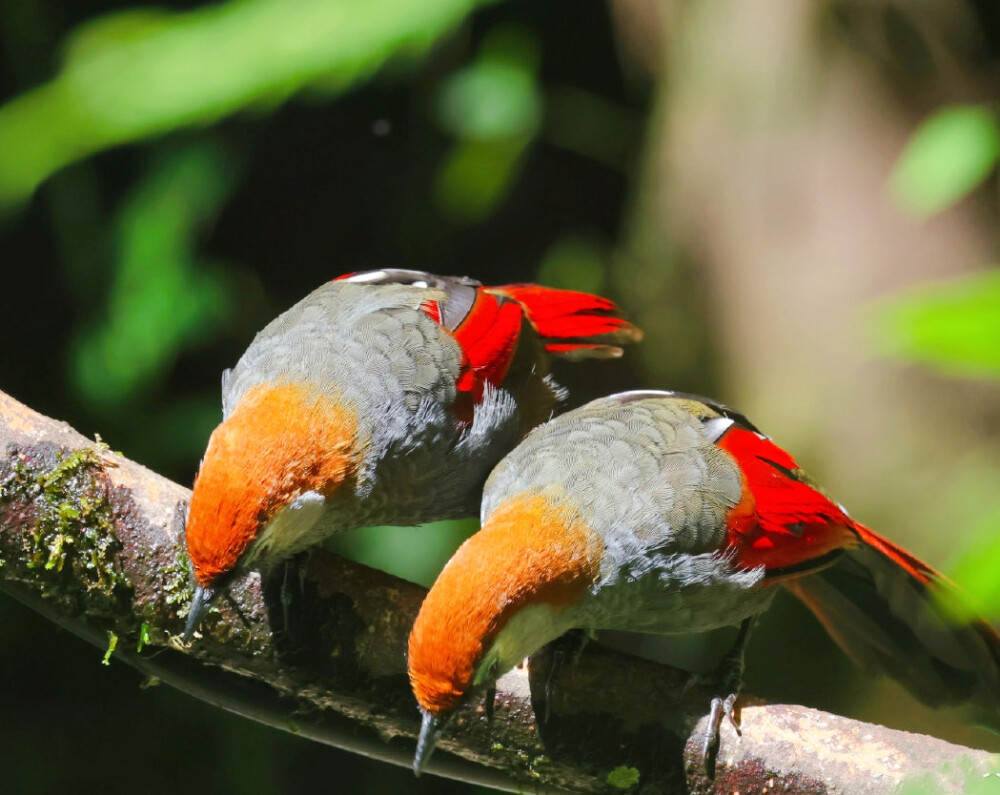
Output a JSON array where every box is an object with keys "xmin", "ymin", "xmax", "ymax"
[
  {"xmin": 102, "ymin": 631, "xmax": 118, "ymax": 665},
  {"xmin": 606, "ymin": 766, "xmax": 640, "ymax": 790},
  {"xmin": 136, "ymin": 622, "xmax": 151, "ymax": 653},
  {"xmin": 890, "ymin": 105, "xmax": 1000, "ymax": 217},
  {"xmin": 870, "ymin": 269, "xmax": 1000, "ymax": 379},
  {"xmin": 0, "ymin": 0, "xmax": 498, "ymax": 209}
]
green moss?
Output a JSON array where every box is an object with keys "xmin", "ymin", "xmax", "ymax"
[
  {"xmin": 0, "ymin": 440, "xmax": 131, "ymax": 608},
  {"xmin": 160, "ymin": 548, "xmax": 194, "ymax": 611},
  {"xmin": 102, "ymin": 630, "xmax": 118, "ymax": 665},
  {"xmin": 607, "ymin": 766, "xmax": 640, "ymax": 790},
  {"xmin": 486, "ymin": 738, "xmax": 552, "ymax": 781},
  {"xmin": 136, "ymin": 622, "xmax": 151, "ymax": 652}
]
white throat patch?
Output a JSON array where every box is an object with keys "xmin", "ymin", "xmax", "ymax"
[{"xmin": 245, "ymin": 490, "xmax": 327, "ymax": 565}]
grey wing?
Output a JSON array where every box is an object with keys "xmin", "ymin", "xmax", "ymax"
[{"xmin": 220, "ymin": 279, "xmax": 461, "ymax": 419}]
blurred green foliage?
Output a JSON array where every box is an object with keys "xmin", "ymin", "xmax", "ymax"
[
  {"xmin": 435, "ymin": 26, "xmax": 541, "ymax": 141},
  {"xmin": 324, "ymin": 519, "xmax": 478, "ymax": 587},
  {"xmin": 72, "ymin": 141, "xmax": 237, "ymax": 406},
  {"xmin": 889, "ymin": 105, "xmax": 1000, "ymax": 217},
  {"xmin": 433, "ymin": 26, "xmax": 541, "ymax": 223},
  {"xmin": 872, "ymin": 269, "xmax": 1000, "ymax": 380},
  {"xmin": 0, "ymin": 0, "xmax": 497, "ymax": 209},
  {"xmin": 899, "ymin": 755, "xmax": 1000, "ymax": 795},
  {"xmin": 882, "ymin": 106, "xmax": 1000, "ymax": 620},
  {"xmin": 535, "ymin": 234, "xmax": 607, "ymax": 294}
]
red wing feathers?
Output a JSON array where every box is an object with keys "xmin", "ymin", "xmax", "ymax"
[
  {"xmin": 430, "ymin": 283, "xmax": 640, "ymax": 417},
  {"xmin": 849, "ymin": 523, "xmax": 935, "ymax": 586},
  {"xmin": 718, "ymin": 427, "xmax": 947, "ymax": 587},
  {"xmin": 336, "ymin": 271, "xmax": 640, "ymax": 417},
  {"xmin": 717, "ymin": 427, "xmax": 859, "ymax": 576},
  {"xmin": 488, "ymin": 284, "xmax": 642, "ymax": 358},
  {"xmin": 448, "ymin": 291, "xmax": 524, "ymax": 397}
]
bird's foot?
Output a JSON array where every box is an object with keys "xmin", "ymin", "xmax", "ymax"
[
  {"xmin": 701, "ymin": 692, "xmax": 740, "ymax": 777},
  {"xmin": 543, "ymin": 648, "xmax": 563, "ymax": 724},
  {"xmin": 484, "ymin": 685, "xmax": 496, "ymax": 721},
  {"xmin": 696, "ymin": 617, "xmax": 755, "ymax": 778},
  {"xmin": 542, "ymin": 629, "xmax": 592, "ymax": 722},
  {"xmin": 280, "ymin": 559, "xmax": 294, "ymax": 633}
]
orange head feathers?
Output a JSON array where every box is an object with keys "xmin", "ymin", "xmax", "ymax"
[
  {"xmin": 407, "ymin": 493, "xmax": 603, "ymax": 718},
  {"xmin": 185, "ymin": 382, "xmax": 359, "ymax": 589}
]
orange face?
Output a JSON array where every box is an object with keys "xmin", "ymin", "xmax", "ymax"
[
  {"xmin": 185, "ymin": 382, "xmax": 359, "ymax": 586},
  {"xmin": 407, "ymin": 493, "xmax": 603, "ymax": 716}
]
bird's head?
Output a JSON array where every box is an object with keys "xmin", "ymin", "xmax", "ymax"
[
  {"xmin": 407, "ymin": 492, "xmax": 603, "ymax": 774},
  {"xmin": 183, "ymin": 382, "xmax": 360, "ymax": 639}
]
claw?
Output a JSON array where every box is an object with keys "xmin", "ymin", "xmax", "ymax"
[
  {"xmin": 701, "ymin": 692, "xmax": 741, "ymax": 777},
  {"xmin": 723, "ymin": 693, "xmax": 741, "ymax": 736},
  {"xmin": 698, "ymin": 616, "xmax": 755, "ymax": 778}
]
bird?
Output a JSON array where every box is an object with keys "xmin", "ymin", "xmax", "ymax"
[
  {"xmin": 407, "ymin": 389, "xmax": 1000, "ymax": 774},
  {"xmin": 182, "ymin": 269, "xmax": 641, "ymax": 639}
]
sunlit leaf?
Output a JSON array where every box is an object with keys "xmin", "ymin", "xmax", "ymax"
[
  {"xmin": 890, "ymin": 105, "xmax": 1000, "ymax": 217},
  {"xmin": 870, "ymin": 269, "xmax": 1000, "ymax": 379},
  {"xmin": 0, "ymin": 0, "xmax": 497, "ymax": 209}
]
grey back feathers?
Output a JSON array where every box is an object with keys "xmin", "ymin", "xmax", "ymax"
[
  {"xmin": 221, "ymin": 278, "xmax": 522, "ymax": 525},
  {"xmin": 223, "ymin": 280, "xmax": 460, "ymax": 422},
  {"xmin": 482, "ymin": 393, "xmax": 770, "ymax": 634},
  {"xmin": 483, "ymin": 393, "xmax": 745, "ymax": 559}
]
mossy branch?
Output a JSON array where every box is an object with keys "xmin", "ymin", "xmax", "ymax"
[{"xmin": 0, "ymin": 389, "xmax": 994, "ymax": 794}]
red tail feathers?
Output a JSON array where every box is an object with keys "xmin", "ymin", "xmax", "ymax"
[
  {"xmin": 786, "ymin": 523, "xmax": 1000, "ymax": 715},
  {"xmin": 717, "ymin": 424, "xmax": 1000, "ymax": 714},
  {"xmin": 489, "ymin": 284, "xmax": 642, "ymax": 360}
]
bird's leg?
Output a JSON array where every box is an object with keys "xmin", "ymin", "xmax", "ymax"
[
  {"xmin": 281, "ymin": 559, "xmax": 294, "ymax": 634},
  {"xmin": 484, "ymin": 685, "xmax": 497, "ymax": 721},
  {"xmin": 701, "ymin": 616, "xmax": 755, "ymax": 777},
  {"xmin": 543, "ymin": 648, "xmax": 563, "ymax": 724},
  {"xmin": 542, "ymin": 629, "xmax": 591, "ymax": 722}
]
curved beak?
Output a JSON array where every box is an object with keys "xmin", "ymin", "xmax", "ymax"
[
  {"xmin": 413, "ymin": 709, "xmax": 446, "ymax": 777},
  {"xmin": 183, "ymin": 585, "xmax": 215, "ymax": 642}
]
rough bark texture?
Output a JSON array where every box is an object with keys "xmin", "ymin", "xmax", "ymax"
[{"xmin": 0, "ymin": 388, "xmax": 994, "ymax": 794}]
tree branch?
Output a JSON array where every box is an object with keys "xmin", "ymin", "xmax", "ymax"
[{"xmin": 0, "ymin": 388, "xmax": 994, "ymax": 794}]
